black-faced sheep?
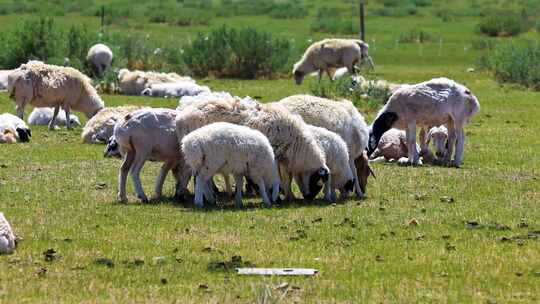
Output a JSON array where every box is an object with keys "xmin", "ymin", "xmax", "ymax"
[{"xmin": 0, "ymin": 113, "xmax": 31, "ymax": 142}]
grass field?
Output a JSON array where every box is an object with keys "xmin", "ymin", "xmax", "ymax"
[{"xmin": 1, "ymin": 1, "xmax": 540, "ymax": 303}]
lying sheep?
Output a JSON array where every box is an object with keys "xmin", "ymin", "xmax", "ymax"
[
  {"xmin": 81, "ymin": 105, "xmax": 144, "ymax": 144},
  {"xmin": 293, "ymin": 39, "xmax": 371, "ymax": 85},
  {"xmin": 0, "ymin": 70, "xmax": 13, "ymax": 91},
  {"xmin": 7, "ymin": 62, "xmax": 105, "ymax": 130},
  {"xmin": 426, "ymin": 125, "xmax": 449, "ymax": 159},
  {"xmin": 118, "ymin": 69, "xmax": 194, "ymax": 95},
  {"xmin": 0, "ymin": 113, "xmax": 31, "ymax": 142},
  {"xmin": 86, "ymin": 43, "xmax": 113, "ymax": 78},
  {"xmin": 141, "ymin": 82, "xmax": 210, "ymax": 98},
  {"xmin": 370, "ymin": 128, "xmax": 415, "ymax": 162},
  {"xmin": 178, "ymin": 91, "xmax": 259, "ymax": 111},
  {"xmin": 302, "ymin": 125, "xmax": 354, "ymax": 202},
  {"xmin": 111, "ymin": 108, "xmax": 188, "ymax": 203},
  {"xmin": 176, "ymin": 99, "xmax": 329, "ymax": 201},
  {"xmin": 182, "ymin": 122, "xmax": 280, "ymax": 208},
  {"xmin": 368, "ymin": 77, "xmax": 480, "ymax": 167},
  {"xmin": 28, "ymin": 107, "xmax": 81, "ymax": 127},
  {"xmin": 278, "ymin": 95, "xmax": 373, "ymax": 199},
  {"xmin": 0, "ymin": 212, "xmax": 16, "ymax": 254}
]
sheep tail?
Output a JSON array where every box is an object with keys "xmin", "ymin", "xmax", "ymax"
[{"xmin": 367, "ymin": 111, "xmax": 398, "ymax": 156}]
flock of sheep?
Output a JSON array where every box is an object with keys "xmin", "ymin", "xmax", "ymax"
[{"xmin": 0, "ymin": 38, "xmax": 480, "ymax": 254}]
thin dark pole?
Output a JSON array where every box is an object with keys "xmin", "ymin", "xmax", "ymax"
[{"xmin": 359, "ymin": 1, "xmax": 365, "ymax": 41}]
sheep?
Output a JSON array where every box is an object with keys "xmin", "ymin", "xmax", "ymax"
[
  {"xmin": 369, "ymin": 128, "xmax": 415, "ymax": 162},
  {"xmin": 176, "ymin": 99, "xmax": 329, "ymax": 201},
  {"xmin": 0, "ymin": 70, "xmax": 13, "ymax": 91},
  {"xmin": 0, "ymin": 113, "xmax": 31, "ymax": 142},
  {"xmin": 118, "ymin": 69, "xmax": 194, "ymax": 95},
  {"xmin": 292, "ymin": 38, "xmax": 371, "ymax": 85},
  {"xmin": 178, "ymin": 91, "xmax": 259, "ymax": 111},
  {"xmin": 182, "ymin": 122, "xmax": 280, "ymax": 208},
  {"xmin": 111, "ymin": 108, "xmax": 188, "ymax": 203},
  {"xmin": 81, "ymin": 105, "xmax": 144, "ymax": 144},
  {"xmin": 86, "ymin": 43, "xmax": 113, "ymax": 78},
  {"xmin": 278, "ymin": 94, "xmax": 373, "ymax": 199},
  {"xmin": 0, "ymin": 212, "xmax": 16, "ymax": 254},
  {"xmin": 302, "ymin": 125, "xmax": 355, "ymax": 202},
  {"xmin": 28, "ymin": 107, "xmax": 81, "ymax": 127},
  {"xmin": 7, "ymin": 62, "xmax": 105, "ymax": 130},
  {"xmin": 426, "ymin": 125, "xmax": 449, "ymax": 159},
  {"xmin": 368, "ymin": 77, "xmax": 480, "ymax": 167},
  {"xmin": 141, "ymin": 82, "xmax": 210, "ymax": 98}
]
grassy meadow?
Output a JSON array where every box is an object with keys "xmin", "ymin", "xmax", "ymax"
[{"xmin": 0, "ymin": 0, "xmax": 539, "ymax": 302}]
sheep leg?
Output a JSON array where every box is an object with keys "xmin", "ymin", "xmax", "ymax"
[
  {"xmin": 419, "ymin": 128, "xmax": 434, "ymax": 163},
  {"xmin": 16, "ymin": 104, "xmax": 25, "ymax": 119},
  {"xmin": 118, "ymin": 151, "xmax": 135, "ymax": 203},
  {"xmin": 256, "ymin": 177, "xmax": 272, "ymax": 207},
  {"xmin": 326, "ymin": 69, "xmax": 334, "ymax": 81},
  {"xmin": 48, "ymin": 105, "xmax": 60, "ymax": 130},
  {"xmin": 154, "ymin": 161, "xmax": 174, "ymax": 200},
  {"xmin": 281, "ymin": 168, "xmax": 296, "ymax": 201},
  {"xmin": 445, "ymin": 121, "xmax": 456, "ymax": 166},
  {"xmin": 400, "ymin": 121, "xmax": 421, "ymax": 165},
  {"xmin": 64, "ymin": 107, "xmax": 72, "ymax": 130},
  {"xmin": 194, "ymin": 175, "xmax": 205, "ymax": 208},
  {"xmin": 172, "ymin": 165, "xmax": 191, "ymax": 200},
  {"xmin": 323, "ymin": 174, "xmax": 334, "ymax": 202},
  {"xmin": 317, "ymin": 70, "xmax": 323, "ymax": 83},
  {"xmin": 223, "ymin": 174, "xmax": 232, "ymax": 197},
  {"xmin": 234, "ymin": 174, "xmax": 244, "ymax": 208},
  {"xmin": 349, "ymin": 158, "xmax": 364, "ymax": 199},
  {"xmin": 130, "ymin": 154, "xmax": 149, "ymax": 203},
  {"xmin": 454, "ymin": 124, "xmax": 466, "ymax": 168}
]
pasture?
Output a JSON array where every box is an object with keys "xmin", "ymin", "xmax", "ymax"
[{"xmin": 1, "ymin": 0, "xmax": 539, "ymax": 302}]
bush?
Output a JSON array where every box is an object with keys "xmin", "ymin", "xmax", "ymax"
[
  {"xmin": 397, "ymin": 29, "xmax": 434, "ymax": 43},
  {"xmin": 269, "ymin": 2, "xmax": 308, "ymax": 19},
  {"xmin": 372, "ymin": 5, "xmax": 417, "ymax": 17},
  {"xmin": 482, "ymin": 40, "xmax": 540, "ymax": 89},
  {"xmin": 478, "ymin": 13, "xmax": 527, "ymax": 37},
  {"xmin": 311, "ymin": 7, "xmax": 358, "ymax": 34},
  {"xmin": 183, "ymin": 26, "xmax": 292, "ymax": 79}
]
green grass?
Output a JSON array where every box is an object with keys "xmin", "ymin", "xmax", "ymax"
[{"xmin": 1, "ymin": 0, "xmax": 540, "ymax": 302}]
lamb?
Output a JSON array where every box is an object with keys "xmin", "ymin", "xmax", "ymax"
[
  {"xmin": 0, "ymin": 113, "xmax": 31, "ymax": 142},
  {"xmin": 0, "ymin": 212, "xmax": 16, "ymax": 254},
  {"xmin": 302, "ymin": 125, "xmax": 355, "ymax": 202},
  {"xmin": 81, "ymin": 105, "xmax": 144, "ymax": 144},
  {"xmin": 426, "ymin": 125, "xmax": 449, "ymax": 159},
  {"xmin": 7, "ymin": 62, "xmax": 105, "ymax": 130},
  {"xmin": 292, "ymin": 38, "xmax": 371, "ymax": 85},
  {"xmin": 141, "ymin": 82, "xmax": 210, "ymax": 98},
  {"xmin": 368, "ymin": 77, "xmax": 480, "ymax": 167},
  {"xmin": 86, "ymin": 43, "xmax": 113, "ymax": 78},
  {"xmin": 176, "ymin": 99, "xmax": 329, "ymax": 201},
  {"xmin": 0, "ymin": 70, "xmax": 13, "ymax": 91},
  {"xmin": 369, "ymin": 128, "xmax": 415, "ymax": 162},
  {"xmin": 278, "ymin": 94, "xmax": 373, "ymax": 199},
  {"xmin": 110, "ymin": 108, "xmax": 188, "ymax": 203},
  {"xmin": 28, "ymin": 107, "xmax": 81, "ymax": 127},
  {"xmin": 182, "ymin": 122, "xmax": 280, "ymax": 208},
  {"xmin": 118, "ymin": 69, "xmax": 194, "ymax": 95}
]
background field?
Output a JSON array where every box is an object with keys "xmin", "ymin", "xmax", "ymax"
[{"xmin": 0, "ymin": 0, "xmax": 539, "ymax": 303}]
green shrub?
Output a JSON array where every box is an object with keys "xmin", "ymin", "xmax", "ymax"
[
  {"xmin": 183, "ymin": 26, "xmax": 292, "ymax": 79},
  {"xmin": 482, "ymin": 40, "xmax": 540, "ymax": 89},
  {"xmin": 397, "ymin": 29, "xmax": 434, "ymax": 43},
  {"xmin": 477, "ymin": 13, "xmax": 527, "ymax": 37},
  {"xmin": 269, "ymin": 2, "xmax": 308, "ymax": 19},
  {"xmin": 372, "ymin": 5, "xmax": 417, "ymax": 17},
  {"xmin": 311, "ymin": 6, "xmax": 358, "ymax": 34}
]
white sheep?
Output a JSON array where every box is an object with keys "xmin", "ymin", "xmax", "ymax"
[
  {"xmin": 176, "ymin": 99, "xmax": 329, "ymax": 201},
  {"xmin": 118, "ymin": 69, "xmax": 194, "ymax": 95},
  {"xmin": 368, "ymin": 77, "xmax": 480, "ymax": 167},
  {"xmin": 182, "ymin": 122, "xmax": 280, "ymax": 208},
  {"xmin": 81, "ymin": 105, "xmax": 144, "ymax": 144},
  {"xmin": 86, "ymin": 43, "xmax": 113, "ymax": 78},
  {"xmin": 0, "ymin": 113, "xmax": 31, "ymax": 142},
  {"xmin": 141, "ymin": 82, "xmax": 210, "ymax": 98},
  {"xmin": 426, "ymin": 125, "xmax": 449, "ymax": 159},
  {"xmin": 293, "ymin": 39, "xmax": 371, "ymax": 84},
  {"xmin": 110, "ymin": 108, "xmax": 188, "ymax": 203},
  {"xmin": 0, "ymin": 70, "xmax": 13, "ymax": 91},
  {"xmin": 302, "ymin": 125, "xmax": 354, "ymax": 202},
  {"xmin": 0, "ymin": 212, "xmax": 16, "ymax": 254},
  {"xmin": 178, "ymin": 91, "xmax": 259, "ymax": 111},
  {"xmin": 369, "ymin": 128, "xmax": 414, "ymax": 162},
  {"xmin": 7, "ymin": 62, "xmax": 104, "ymax": 130},
  {"xmin": 278, "ymin": 95, "xmax": 373, "ymax": 199},
  {"xmin": 28, "ymin": 107, "xmax": 81, "ymax": 127}
]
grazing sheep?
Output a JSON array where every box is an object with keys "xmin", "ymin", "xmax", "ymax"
[
  {"xmin": 278, "ymin": 94, "xmax": 373, "ymax": 199},
  {"xmin": 112, "ymin": 108, "xmax": 187, "ymax": 203},
  {"xmin": 81, "ymin": 105, "xmax": 144, "ymax": 144},
  {"xmin": 0, "ymin": 212, "xmax": 16, "ymax": 254},
  {"xmin": 293, "ymin": 39, "xmax": 371, "ymax": 85},
  {"xmin": 302, "ymin": 125, "xmax": 355, "ymax": 202},
  {"xmin": 118, "ymin": 69, "xmax": 194, "ymax": 95},
  {"xmin": 0, "ymin": 70, "xmax": 13, "ymax": 91},
  {"xmin": 7, "ymin": 62, "xmax": 104, "ymax": 130},
  {"xmin": 426, "ymin": 125, "xmax": 449, "ymax": 159},
  {"xmin": 182, "ymin": 122, "xmax": 280, "ymax": 208},
  {"xmin": 0, "ymin": 113, "xmax": 31, "ymax": 142},
  {"xmin": 86, "ymin": 43, "xmax": 113, "ymax": 78},
  {"xmin": 28, "ymin": 107, "xmax": 81, "ymax": 127},
  {"xmin": 141, "ymin": 82, "xmax": 210, "ymax": 98},
  {"xmin": 368, "ymin": 77, "xmax": 480, "ymax": 167},
  {"xmin": 176, "ymin": 99, "xmax": 329, "ymax": 201}
]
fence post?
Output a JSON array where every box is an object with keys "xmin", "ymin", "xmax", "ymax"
[{"xmin": 359, "ymin": 0, "xmax": 366, "ymax": 41}]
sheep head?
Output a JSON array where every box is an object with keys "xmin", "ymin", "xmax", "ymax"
[{"xmin": 355, "ymin": 151, "xmax": 374, "ymax": 196}]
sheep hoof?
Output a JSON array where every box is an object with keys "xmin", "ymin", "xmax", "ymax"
[
  {"xmin": 138, "ymin": 196, "xmax": 149, "ymax": 204},
  {"xmin": 117, "ymin": 194, "xmax": 128, "ymax": 203},
  {"xmin": 398, "ymin": 157, "xmax": 410, "ymax": 166}
]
